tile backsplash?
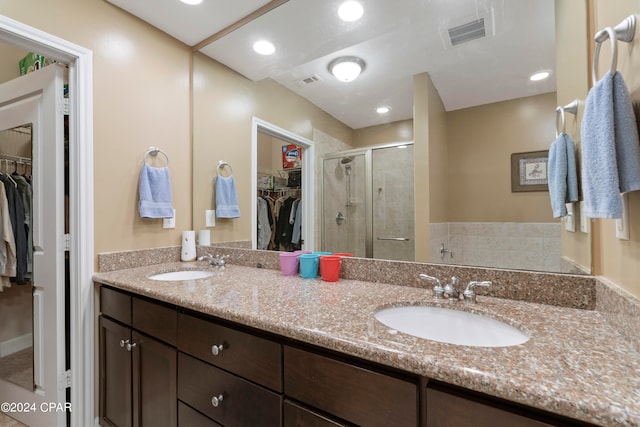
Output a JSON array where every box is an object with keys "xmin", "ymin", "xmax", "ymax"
[{"xmin": 430, "ymin": 222, "xmax": 586, "ymax": 274}]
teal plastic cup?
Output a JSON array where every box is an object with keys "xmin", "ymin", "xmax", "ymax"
[{"xmin": 299, "ymin": 253, "xmax": 320, "ymax": 278}]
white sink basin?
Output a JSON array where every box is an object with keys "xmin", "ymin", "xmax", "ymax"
[
  {"xmin": 374, "ymin": 305, "xmax": 529, "ymax": 347},
  {"xmin": 148, "ymin": 270, "xmax": 214, "ymax": 281}
]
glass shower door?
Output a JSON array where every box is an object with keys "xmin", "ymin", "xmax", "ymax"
[
  {"xmin": 322, "ymin": 153, "xmax": 367, "ymax": 256},
  {"xmin": 372, "ymin": 144, "xmax": 414, "ymax": 261}
]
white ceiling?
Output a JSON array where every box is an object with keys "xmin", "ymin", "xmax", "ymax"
[{"xmin": 106, "ymin": 0, "xmax": 556, "ymax": 129}]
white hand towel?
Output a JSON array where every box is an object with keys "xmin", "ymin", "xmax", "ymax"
[
  {"xmin": 138, "ymin": 163, "xmax": 174, "ymax": 219},
  {"xmin": 548, "ymin": 133, "xmax": 579, "ymax": 218}
]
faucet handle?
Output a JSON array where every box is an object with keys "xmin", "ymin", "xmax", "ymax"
[
  {"xmin": 419, "ymin": 274, "xmax": 444, "ymax": 299},
  {"xmin": 463, "ymin": 281, "xmax": 492, "ymax": 304}
]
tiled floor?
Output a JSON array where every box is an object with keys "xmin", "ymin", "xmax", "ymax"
[{"xmin": 0, "ymin": 412, "xmax": 27, "ymax": 427}]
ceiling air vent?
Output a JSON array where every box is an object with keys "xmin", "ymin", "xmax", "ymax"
[
  {"xmin": 296, "ymin": 74, "xmax": 323, "ymax": 86},
  {"xmin": 448, "ymin": 18, "xmax": 486, "ymax": 46}
]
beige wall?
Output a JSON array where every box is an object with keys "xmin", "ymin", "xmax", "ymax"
[
  {"xmin": 2, "ymin": 0, "xmax": 193, "ymax": 259},
  {"xmin": 590, "ymin": 0, "xmax": 640, "ymax": 297},
  {"xmin": 447, "ymin": 93, "xmax": 557, "ymax": 223},
  {"xmin": 352, "ymin": 119, "xmax": 413, "ymax": 147},
  {"xmin": 413, "ymin": 73, "xmax": 430, "ymax": 261}
]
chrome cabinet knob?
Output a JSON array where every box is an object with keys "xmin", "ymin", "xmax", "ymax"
[
  {"xmin": 211, "ymin": 394, "xmax": 224, "ymax": 407},
  {"xmin": 126, "ymin": 342, "xmax": 137, "ymax": 351},
  {"xmin": 211, "ymin": 344, "xmax": 224, "ymax": 356},
  {"xmin": 119, "ymin": 339, "xmax": 128, "ymax": 348}
]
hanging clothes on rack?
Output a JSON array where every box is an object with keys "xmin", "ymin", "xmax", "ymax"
[
  {"xmin": 0, "ymin": 182, "xmax": 16, "ymax": 291},
  {"xmin": 0, "ymin": 171, "xmax": 27, "ymax": 284}
]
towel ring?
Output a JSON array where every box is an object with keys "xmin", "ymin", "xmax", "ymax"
[
  {"xmin": 144, "ymin": 146, "xmax": 169, "ymax": 166},
  {"xmin": 592, "ymin": 15, "xmax": 636, "ymax": 85},
  {"xmin": 555, "ymin": 100, "xmax": 578, "ymax": 136},
  {"xmin": 217, "ymin": 160, "xmax": 233, "ymax": 177}
]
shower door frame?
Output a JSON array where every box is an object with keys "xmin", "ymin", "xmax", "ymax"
[{"xmin": 321, "ymin": 141, "xmax": 413, "ymax": 258}]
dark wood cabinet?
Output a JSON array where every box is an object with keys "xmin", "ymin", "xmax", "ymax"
[
  {"xmin": 283, "ymin": 400, "xmax": 351, "ymax": 427},
  {"xmin": 99, "ymin": 287, "xmax": 177, "ymax": 427},
  {"xmin": 284, "ymin": 346, "xmax": 418, "ymax": 427}
]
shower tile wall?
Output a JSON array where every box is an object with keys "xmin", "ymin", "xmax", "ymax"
[{"xmin": 430, "ymin": 222, "xmax": 571, "ymax": 273}]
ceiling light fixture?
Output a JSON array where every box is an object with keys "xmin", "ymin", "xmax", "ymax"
[
  {"xmin": 253, "ymin": 40, "xmax": 276, "ymax": 55},
  {"xmin": 328, "ymin": 56, "xmax": 365, "ymax": 82},
  {"xmin": 530, "ymin": 70, "xmax": 550, "ymax": 81},
  {"xmin": 338, "ymin": 1, "xmax": 364, "ymax": 22},
  {"xmin": 179, "ymin": 0, "xmax": 202, "ymax": 5},
  {"xmin": 376, "ymin": 106, "xmax": 391, "ymax": 114}
]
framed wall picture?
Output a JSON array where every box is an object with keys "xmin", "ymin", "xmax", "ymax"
[{"xmin": 511, "ymin": 150, "xmax": 549, "ymax": 192}]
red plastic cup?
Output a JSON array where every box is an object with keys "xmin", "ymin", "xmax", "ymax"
[
  {"xmin": 320, "ymin": 255, "xmax": 341, "ymax": 282},
  {"xmin": 333, "ymin": 253, "xmax": 353, "ymax": 257}
]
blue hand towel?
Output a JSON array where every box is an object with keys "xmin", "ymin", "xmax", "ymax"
[
  {"xmin": 138, "ymin": 163, "xmax": 174, "ymax": 219},
  {"xmin": 215, "ymin": 175, "xmax": 241, "ymax": 218},
  {"xmin": 581, "ymin": 71, "xmax": 640, "ymax": 218},
  {"xmin": 548, "ymin": 133, "xmax": 578, "ymax": 218}
]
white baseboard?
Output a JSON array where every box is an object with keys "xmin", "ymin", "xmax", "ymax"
[{"xmin": 0, "ymin": 333, "xmax": 32, "ymax": 357}]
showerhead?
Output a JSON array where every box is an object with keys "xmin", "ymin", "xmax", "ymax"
[{"xmin": 340, "ymin": 156, "xmax": 354, "ymax": 164}]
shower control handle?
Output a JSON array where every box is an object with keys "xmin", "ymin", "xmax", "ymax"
[{"xmin": 336, "ymin": 212, "xmax": 346, "ymax": 225}]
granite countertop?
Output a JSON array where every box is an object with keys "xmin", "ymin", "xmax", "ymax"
[{"xmin": 93, "ymin": 261, "xmax": 640, "ymax": 427}]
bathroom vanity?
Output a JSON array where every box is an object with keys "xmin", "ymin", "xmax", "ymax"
[{"xmin": 94, "ymin": 262, "xmax": 639, "ymax": 427}]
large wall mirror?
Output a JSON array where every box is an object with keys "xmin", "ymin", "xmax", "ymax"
[{"xmin": 192, "ymin": 0, "xmax": 592, "ymax": 275}]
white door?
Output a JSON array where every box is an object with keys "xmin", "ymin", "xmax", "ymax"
[{"xmin": 0, "ymin": 64, "xmax": 67, "ymax": 426}]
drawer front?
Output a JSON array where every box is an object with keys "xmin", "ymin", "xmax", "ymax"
[
  {"xmin": 178, "ymin": 352, "xmax": 282, "ymax": 427},
  {"xmin": 284, "ymin": 346, "xmax": 418, "ymax": 427},
  {"xmin": 178, "ymin": 402, "xmax": 222, "ymax": 427},
  {"xmin": 100, "ymin": 286, "xmax": 132, "ymax": 325},
  {"xmin": 284, "ymin": 400, "xmax": 350, "ymax": 427},
  {"xmin": 178, "ymin": 313, "xmax": 282, "ymax": 391},
  {"xmin": 133, "ymin": 297, "xmax": 177, "ymax": 346},
  {"xmin": 427, "ymin": 387, "xmax": 555, "ymax": 427}
]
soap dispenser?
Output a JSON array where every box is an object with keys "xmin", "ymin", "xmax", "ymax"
[{"xmin": 181, "ymin": 230, "xmax": 196, "ymax": 261}]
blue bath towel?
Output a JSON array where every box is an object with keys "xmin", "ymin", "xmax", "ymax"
[
  {"xmin": 215, "ymin": 175, "xmax": 241, "ymax": 218},
  {"xmin": 138, "ymin": 163, "xmax": 174, "ymax": 219},
  {"xmin": 548, "ymin": 133, "xmax": 579, "ymax": 218},
  {"xmin": 581, "ymin": 71, "xmax": 640, "ymax": 218}
]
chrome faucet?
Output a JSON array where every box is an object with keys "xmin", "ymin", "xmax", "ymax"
[
  {"xmin": 462, "ymin": 281, "xmax": 492, "ymax": 303},
  {"xmin": 419, "ymin": 274, "xmax": 445, "ymax": 299},
  {"xmin": 198, "ymin": 253, "xmax": 228, "ymax": 268},
  {"xmin": 443, "ymin": 276, "xmax": 460, "ymax": 301}
]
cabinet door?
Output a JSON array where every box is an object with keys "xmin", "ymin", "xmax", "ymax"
[
  {"xmin": 132, "ymin": 331, "xmax": 177, "ymax": 427},
  {"xmin": 99, "ymin": 316, "xmax": 132, "ymax": 427}
]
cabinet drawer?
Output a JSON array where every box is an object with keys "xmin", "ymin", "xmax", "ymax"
[
  {"xmin": 178, "ymin": 313, "xmax": 282, "ymax": 391},
  {"xmin": 284, "ymin": 346, "xmax": 418, "ymax": 427},
  {"xmin": 426, "ymin": 386, "xmax": 557, "ymax": 427},
  {"xmin": 178, "ymin": 352, "xmax": 282, "ymax": 427},
  {"xmin": 100, "ymin": 286, "xmax": 132, "ymax": 325},
  {"xmin": 284, "ymin": 400, "xmax": 350, "ymax": 427},
  {"xmin": 133, "ymin": 297, "xmax": 177, "ymax": 346},
  {"xmin": 178, "ymin": 402, "xmax": 221, "ymax": 427}
]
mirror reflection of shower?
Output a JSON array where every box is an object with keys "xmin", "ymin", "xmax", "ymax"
[
  {"xmin": 322, "ymin": 142, "xmax": 414, "ymax": 261},
  {"xmin": 341, "ymin": 156, "xmax": 354, "ymax": 207}
]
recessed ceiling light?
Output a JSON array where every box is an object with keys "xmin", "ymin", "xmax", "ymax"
[
  {"xmin": 253, "ymin": 40, "xmax": 276, "ymax": 55},
  {"xmin": 338, "ymin": 1, "xmax": 364, "ymax": 22},
  {"xmin": 376, "ymin": 106, "xmax": 391, "ymax": 114},
  {"xmin": 328, "ymin": 56, "xmax": 365, "ymax": 82},
  {"xmin": 180, "ymin": 0, "xmax": 202, "ymax": 5},
  {"xmin": 530, "ymin": 70, "xmax": 550, "ymax": 81}
]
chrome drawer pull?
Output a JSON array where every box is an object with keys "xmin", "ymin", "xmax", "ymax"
[
  {"xmin": 211, "ymin": 344, "xmax": 224, "ymax": 356},
  {"xmin": 211, "ymin": 394, "xmax": 224, "ymax": 407}
]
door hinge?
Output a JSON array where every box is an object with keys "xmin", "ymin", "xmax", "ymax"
[
  {"xmin": 58, "ymin": 369, "xmax": 71, "ymax": 389},
  {"xmin": 64, "ymin": 233, "xmax": 71, "ymax": 252}
]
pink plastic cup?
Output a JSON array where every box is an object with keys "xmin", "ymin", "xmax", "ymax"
[{"xmin": 279, "ymin": 252, "xmax": 299, "ymax": 276}]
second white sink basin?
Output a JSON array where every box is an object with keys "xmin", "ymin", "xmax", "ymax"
[
  {"xmin": 374, "ymin": 305, "xmax": 529, "ymax": 347},
  {"xmin": 148, "ymin": 270, "xmax": 214, "ymax": 281}
]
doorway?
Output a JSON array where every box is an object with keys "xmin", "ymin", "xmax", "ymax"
[{"xmin": 0, "ymin": 16, "xmax": 94, "ymax": 427}]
